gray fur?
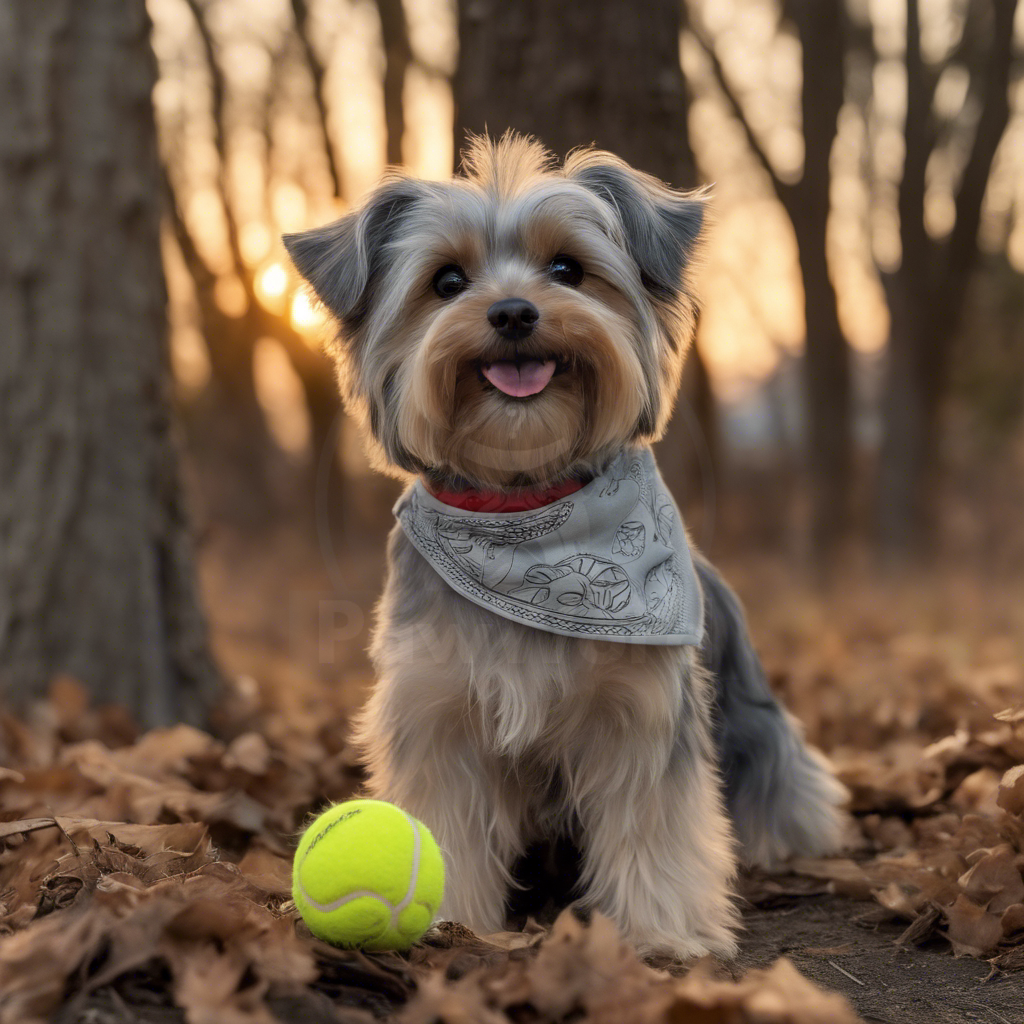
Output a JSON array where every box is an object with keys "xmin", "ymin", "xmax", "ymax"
[
  {"xmin": 696, "ymin": 555, "xmax": 847, "ymax": 864},
  {"xmin": 567, "ymin": 153, "xmax": 704, "ymax": 300},
  {"xmin": 285, "ymin": 135, "xmax": 846, "ymax": 958},
  {"xmin": 283, "ymin": 178, "xmax": 426, "ymax": 333},
  {"xmin": 284, "ymin": 137, "xmax": 703, "ymax": 488},
  {"xmin": 359, "ymin": 525, "xmax": 740, "ymax": 958}
]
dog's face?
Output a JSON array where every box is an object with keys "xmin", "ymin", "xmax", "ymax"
[{"xmin": 285, "ymin": 135, "xmax": 704, "ymax": 490}]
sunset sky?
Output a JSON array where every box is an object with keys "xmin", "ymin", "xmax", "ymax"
[{"xmin": 149, "ymin": 0, "xmax": 1024, "ymax": 433}]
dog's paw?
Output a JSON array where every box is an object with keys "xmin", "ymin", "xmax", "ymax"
[{"xmin": 631, "ymin": 930, "xmax": 739, "ymax": 965}]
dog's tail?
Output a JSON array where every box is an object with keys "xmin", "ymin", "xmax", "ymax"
[{"xmin": 695, "ymin": 556, "xmax": 848, "ymax": 866}]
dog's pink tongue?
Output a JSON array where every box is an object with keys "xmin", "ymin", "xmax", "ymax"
[{"xmin": 482, "ymin": 359, "xmax": 556, "ymax": 397}]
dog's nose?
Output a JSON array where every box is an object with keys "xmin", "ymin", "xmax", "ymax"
[{"xmin": 487, "ymin": 298, "xmax": 539, "ymax": 340}]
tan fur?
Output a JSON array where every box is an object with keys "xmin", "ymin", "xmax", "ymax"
[
  {"xmin": 284, "ymin": 135, "xmax": 842, "ymax": 960},
  {"xmin": 298, "ymin": 135, "xmax": 697, "ymax": 491},
  {"xmin": 355, "ymin": 542, "xmax": 739, "ymax": 957}
]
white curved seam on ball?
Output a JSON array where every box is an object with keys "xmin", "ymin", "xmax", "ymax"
[
  {"xmin": 295, "ymin": 822, "xmax": 396, "ymax": 914},
  {"xmin": 298, "ymin": 885, "xmax": 393, "ymax": 916},
  {"xmin": 295, "ymin": 808, "xmax": 422, "ymax": 926},
  {"xmin": 391, "ymin": 811, "xmax": 422, "ymax": 927}
]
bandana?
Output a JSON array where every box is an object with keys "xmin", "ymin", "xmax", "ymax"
[{"xmin": 394, "ymin": 448, "xmax": 704, "ymax": 645}]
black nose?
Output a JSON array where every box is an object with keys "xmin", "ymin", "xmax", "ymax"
[{"xmin": 487, "ymin": 298, "xmax": 539, "ymax": 340}]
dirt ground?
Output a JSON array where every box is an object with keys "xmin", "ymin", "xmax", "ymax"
[
  {"xmin": 3, "ymin": 520, "xmax": 1024, "ymax": 1022},
  {"xmin": 739, "ymin": 894, "xmax": 1023, "ymax": 1024}
]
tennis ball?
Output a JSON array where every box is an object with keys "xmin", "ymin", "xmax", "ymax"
[{"xmin": 292, "ymin": 799, "xmax": 444, "ymax": 951}]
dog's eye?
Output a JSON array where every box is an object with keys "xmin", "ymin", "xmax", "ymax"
[
  {"xmin": 432, "ymin": 264, "xmax": 469, "ymax": 299},
  {"xmin": 548, "ymin": 255, "xmax": 584, "ymax": 287}
]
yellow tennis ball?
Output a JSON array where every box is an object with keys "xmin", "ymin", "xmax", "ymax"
[{"xmin": 292, "ymin": 799, "xmax": 445, "ymax": 951}]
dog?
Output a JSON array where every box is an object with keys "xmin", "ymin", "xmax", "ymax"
[{"xmin": 285, "ymin": 134, "xmax": 846, "ymax": 959}]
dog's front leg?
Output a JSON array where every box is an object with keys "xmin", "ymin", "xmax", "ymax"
[
  {"xmin": 354, "ymin": 659, "xmax": 521, "ymax": 935},
  {"xmin": 573, "ymin": 736, "xmax": 739, "ymax": 959},
  {"xmin": 567, "ymin": 650, "xmax": 740, "ymax": 960}
]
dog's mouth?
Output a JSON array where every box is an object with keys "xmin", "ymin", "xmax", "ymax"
[{"xmin": 478, "ymin": 357, "xmax": 564, "ymax": 399}]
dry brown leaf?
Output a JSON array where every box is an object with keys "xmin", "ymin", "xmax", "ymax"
[
  {"xmin": 111, "ymin": 725, "xmax": 222, "ymax": 776},
  {"xmin": 788, "ymin": 858, "xmax": 874, "ymax": 899},
  {"xmin": 872, "ymin": 881, "xmax": 926, "ymax": 920},
  {"xmin": 950, "ymin": 767, "xmax": 1002, "ymax": 814},
  {"xmin": 401, "ymin": 911, "xmax": 864, "ymax": 1024},
  {"xmin": 0, "ymin": 818, "xmax": 58, "ymax": 843},
  {"xmin": 943, "ymin": 894, "xmax": 1004, "ymax": 957},
  {"xmin": 47, "ymin": 676, "xmax": 90, "ymax": 732},
  {"xmin": 237, "ymin": 846, "xmax": 293, "ymax": 895},
  {"xmin": 477, "ymin": 927, "xmax": 546, "ymax": 951},
  {"xmin": 957, "ymin": 844, "xmax": 1024, "ymax": 912},
  {"xmin": 994, "ymin": 702, "xmax": 1024, "ymax": 725},
  {"xmin": 1001, "ymin": 903, "xmax": 1024, "ymax": 937},
  {"xmin": 223, "ymin": 732, "xmax": 273, "ymax": 775},
  {"xmin": 0, "ymin": 904, "xmax": 116, "ymax": 1024},
  {"xmin": 997, "ymin": 764, "xmax": 1024, "ymax": 815},
  {"xmin": 669, "ymin": 956, "xmax": 862, "ymax": 1023},
  {"xmin": 896, "ymin": 906, "xmax": 942, "ymax": 947}
]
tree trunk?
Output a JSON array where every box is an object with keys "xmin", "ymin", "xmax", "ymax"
[
  {"xmin": 876, "ymin": 0, "xmax": 1019, "ymax": 560},
  {"xmin": 795, "ymin": 224, "xmax": 850, "ymax": 560},
  {"xmin": 0, "ymin": 0, "xmax": 220, "ymax": 725},
  {"xmin": 786, "ymin": 0, "xmax": 851, "ymax": 564},
  {"xmin": 376, "ymin": 0, "xmax": 411, "ymax": 166},
  {"xmin": 164, "ymin": 173, "xmax": 281, "ymax": 531},
  {"xmin": 877, "ymin": 280, "xmax": 938, "ymax": 555},
  {"xmin": 457, "ymin": 0, "xmax": 693, "ymax": 180},
  {"xmin": 455, "ymin": 0, "xmax": 718, "ymax": 511}
]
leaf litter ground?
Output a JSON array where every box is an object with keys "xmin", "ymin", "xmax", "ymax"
[{"xmin": 3, "ymin": 539, "xmax": 1024, "ymax": 1023}]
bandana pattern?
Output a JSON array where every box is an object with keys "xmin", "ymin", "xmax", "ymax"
[{"xmin": 395, "ymin": 449, "xmax": 704, "ymax": 645}]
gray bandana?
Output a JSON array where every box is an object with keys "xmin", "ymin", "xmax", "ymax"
[{"xmin": 394, "ymin": 448, "xmax": 704, "ymax": 645}]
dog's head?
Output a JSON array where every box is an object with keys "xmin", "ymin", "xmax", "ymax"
[{"xmin": 285, "ymin": 134, "xmax": 705, "ymax": 490}]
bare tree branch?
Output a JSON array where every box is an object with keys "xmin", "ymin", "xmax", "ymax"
[
  {"xmin": 290, "ymin": 0, "xmax": 344, "ymax": 198},
  {"xmin": 161, "ymin": 163, "xmax": 214, "ymax": 292},
  {"xmin": 898, "ymin": 0, "xmax": 934, "ymax": 286},
  {"xmin": 181, "ymin": 0, "xmax": 225, "ymax": 158},
  {"xmin": 375, "ymin": 0, "xmax": 412, "ymax": 166},
  {"xmin": 946, "ymin": 0, "xmax": 1019, "ymax": 285},
  {"xmin": 687, "ymin": 25, "xmax": 791, "ymax": 208},
  {"xmin": 182, "ymin": 0, "xmax": 244, "ymax": 270}
]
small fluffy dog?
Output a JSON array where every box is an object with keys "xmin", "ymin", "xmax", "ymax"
[{"xmin": 286, "ymin": 135, "xmax": 845, "ymax": 959}]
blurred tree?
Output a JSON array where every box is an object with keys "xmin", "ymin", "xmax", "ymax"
[
  {"xmin": 166, "ymin": 0, "xmax": 341, "ymax": 526},
  {"xmin": 376, "ymin": 0, "xmax": 412, "ymax": 166},
  {"xmin": 694, "ymin": 0, "xmax": 1023, "ymax": 563},
  {"xmin": 0, "ymin": 0, "xmax": 219, "ymax": 725},
  {"xmin": 455, "ymin": 0, "xmax": 719, "ymax": 518},
  {"xmin": 693, "ymin": 0, "xmax": 851, "ymax": 565},
  {"xmin": 290, "ymin": 0, "xmax": 343, "ymax": 198},
  {"xmin": 877, "ymin": 0, "xmax": 1020, "ymax": 559},
  {"xmin": 457, "ymin": 0, "xmax": 694, "ymax": 176}
]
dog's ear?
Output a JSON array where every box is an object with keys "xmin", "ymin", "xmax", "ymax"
[
  {"xmin": 283, "ymin": 178, "xmax": 421, "ymax": 332},
  {"xmin": 567, "ymin": 153, "xmax": 705, "ymax": 298}
]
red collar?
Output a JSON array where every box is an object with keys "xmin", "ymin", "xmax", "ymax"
[{"xmin": 427, "ymin": 477, "xmax": 587, "ymax": 513}]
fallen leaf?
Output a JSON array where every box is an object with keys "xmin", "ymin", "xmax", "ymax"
[
  {"xmin": 944, "ymin": 894, "xmax": 1004, "ymax": 957},
  {"xmin": 994, "ymin": 703, "xmax": 1024, "ymax": 725},
  {"xmin": 957, "ymin": 844, "xmax": 1024, "ymax": 912},
  {"xmin": 1001, "ymin": 903, "xmax": 1024, "ymax": 937},
  {"xmin": 997, "ymin": 764, "xmax": 1024, "ymax": 816}
]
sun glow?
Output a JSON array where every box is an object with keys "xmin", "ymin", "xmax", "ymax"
[
  {"xmin": 291, "ymin": 290, "xmax": 325, "ymax": 336},
  {"xmin": 259, "ymin": 262, "xmax": 287, "ymax": 298},
  {"xmin": 255, "ymin": 262, "xmax": 289, "ymax": 314}
]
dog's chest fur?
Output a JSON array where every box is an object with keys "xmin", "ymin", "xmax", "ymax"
[{"xmin": 374, "ymin": 525, "xmax": 706, "ymax": 770}]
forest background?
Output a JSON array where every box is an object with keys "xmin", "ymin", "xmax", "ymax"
[{"xmin": 1, "ymin": 1, "xmax": 1024, "ymax": 1022}]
